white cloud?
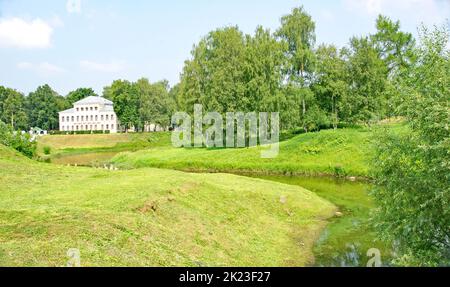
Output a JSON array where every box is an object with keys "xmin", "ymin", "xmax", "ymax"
[
  {"xmin": 66, "ymin": 0, "xmax": 82, "ymax": 14},
  {"xmin": 17, "ymin": 61, "xmax": 65, "ymax": 76},
  {"xmin": 80, "ymin": 60, "xmax": 126, "ymax": 73},
  {"xmin": 0, "ymin": 18, "xmax": 53, "ymax": 49}
]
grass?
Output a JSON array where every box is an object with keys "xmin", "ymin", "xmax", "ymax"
[
  {"xmin": 112, "ymin": 126, "xmax": 406, "ymax": 177},
  {"xmin": 0, "ymin": 144, "xmax": 336, "ymax": 267},
  {"xmin": 37, "ymin": 132, "xmax": 171, "ymax": 166}
]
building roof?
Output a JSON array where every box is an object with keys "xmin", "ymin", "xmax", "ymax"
[
  {"xmin": 59, "ymin": 108, "xmax": 75, "ymax": 114},
  {"xmin": 74, "ymin": 96, "xmax": 113, "ymax": 106}
]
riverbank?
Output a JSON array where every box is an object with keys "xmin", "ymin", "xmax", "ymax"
[
  {"xmin": 0, "ymin": 144, "xmax": 336, "ymax": 266},
  {"xmin": 112, "ymin": 126, "xmax": 405, "ymax": 177},
  {"xmin": 253, "ymin": 175, "xmax": 393, "ymax": 266}
]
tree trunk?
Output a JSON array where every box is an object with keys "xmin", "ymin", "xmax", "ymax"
[{"xmin": 11, "ymin": 113, "xmax": 14, "ymax": 129}]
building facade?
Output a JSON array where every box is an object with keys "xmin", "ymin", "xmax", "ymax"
[{"xmin": 59, "ymin": 96, "xmax": 119, "ymax": 133}]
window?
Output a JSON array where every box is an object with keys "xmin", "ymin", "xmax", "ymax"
[
  {"xmin": 101, "ymin": 124, "xmax": 104, "ymax": 130},
  {"xmin": 106, "ymin": 115, "xmax": 109, "ymax": 121},
  {"xmin": 62, "ymin": 117, "xmax": 65, "ymax": 122},
  {"xmin": 77, "ymin": 116, "xmax": 79, "ymax": 121},
  {"xmin": 95, "ymin": 107, "xmax": 98, "ymax": 111},
  {"xmin": 95, "ymin": 115, "xmax": 98, "ymax": 121},
  {"xmin": 67, "ymin": 116, "xmax": 70, "ymax": 122},
  {"xmin": 71, "ymin": 116, "xmax": 74, "ymax": 121},
  {"xmin": 90, "ymin": 107, "xmax": 93, "ymax": 111},
  {"xmin": 90, "ymin": 115, "xmax": 93, "ymax": 121},
  {"xmin": 81, "ymin": 116, "xmax": 84, "ymax": 121},
  {"xmin": 85, "ymin": 125, "xmax": 88, "ymax": 130},
  {"xmin": 76, "ymin": 126, "xmax": 78, "ymax": 131},
  {"xmin": 76, "ymin": 108, "xmax": 79, "ymax": 112},
  {"xmin": 81, "ymin": 107, "xmax": 84, "ymax": 111},
  {"xmin": 111, "ymin": 115, "xmax": 114, "ymax": 120},
  {"xmin": 101, "ymin": 115, "xmax": 104, "ymax": 121},
  {"xmin": 111, "ymin": 124, "xmax": 114, "ymax": 130},
  {"xmin": 95, "ymin": 125, "xmax": 97, "ymax": 130},
  {"xmin": 106, "ymin": 124, "xmax": 109, "ymax": 130}
]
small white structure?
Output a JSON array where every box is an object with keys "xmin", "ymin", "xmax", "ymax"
[
  {"xmin": 28, "ymin": 127, "xmax": 47, "ymax": 142},
  {"xmin": 59, "ymin": 96, "xmax": 118, "ymax": 133},
  {"xmin": 29, "ymin": 127, "xmax": 48, "ymax": 136}
]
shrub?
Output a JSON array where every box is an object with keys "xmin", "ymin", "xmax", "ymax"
[
  {"xmin": 0, "ymin": 121, "xmax": 36, "ymax": 158},
  {"xmin": 43, "ymin": 146, "xmax": 51, "ymax": 155},
  {"xmin": 372, "ymin": 26, "xmax": 450, "ymax": 266}
]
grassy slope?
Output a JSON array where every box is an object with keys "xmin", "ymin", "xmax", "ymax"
[
  {"xmin": 0, "ymin": 145, "xmax": 335, "ymax": 267},
  {"xmin": 112, "ymin": 127, "xmax": 379, "ymax": 177}
]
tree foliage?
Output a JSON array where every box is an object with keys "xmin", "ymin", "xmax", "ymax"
[
  {"xmin": 66, "ymin": 88, "xmax": 98, "ymax": 105},
  {"xmin": 0, "ymin": 87, "xmax": 28, "ymax": 130},
  {"xmin": 372, "ymin": 25, "xmax": 450, "ymax": 266},
  {"xmin": 0, "ymin": 121, "xmax": 36, "ymax": 158},
  {"xmin": 26, "ymin": 85, "xmax": 61, "ymax": 130}
]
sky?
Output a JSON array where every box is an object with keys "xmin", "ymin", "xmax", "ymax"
[{"xmin": 0, "ymin": 0, "xmax": 449, "ymax": 96}]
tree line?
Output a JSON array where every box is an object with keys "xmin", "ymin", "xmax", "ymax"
[
  {"xmin": 0, "ymin": 7, "xmax": 417, "ymax": 134},
  {"xmin": 0, "ymin": 7, "xmax": 416, "ymax": 134},
  {"xmin": 0, "ymin": 80, "xmax": 177, "ymax": 132},
  {"xmin": 176, "ymin": 8, "xmax": 416, "ymax": 132}
]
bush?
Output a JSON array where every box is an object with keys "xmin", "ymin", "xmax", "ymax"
[
  {"xmin": 0, "ymin": 121, "xmax": 36, "ymax": 158},
  {"xmin": 371, "ymin": 26, "xmax": 450, "ymax": 266},
  {"xmin": 43, "ymin": 146, "xmax": 51, "ymax": 155}
]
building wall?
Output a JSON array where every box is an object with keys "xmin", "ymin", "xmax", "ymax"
[{"xmin": 59, "ymin": 103, "xmax": 118, "ymax": 133}]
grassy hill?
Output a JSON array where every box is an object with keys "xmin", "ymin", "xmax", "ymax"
[
  {"xmin": 112, "ymin": 126, "xmax": 405, "ymax": 177},
  {"xmin": 0, "ymin": 144, "xmax": 335, "ymax": 266}
]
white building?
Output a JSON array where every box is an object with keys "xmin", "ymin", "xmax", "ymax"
[{"xmin": 59, "ymin": 96, "xmax": 119, "ymax": 133}]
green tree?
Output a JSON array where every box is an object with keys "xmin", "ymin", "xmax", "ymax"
[
  {"xmin": 179, "ymin": 26, "xmax": 247, "ymax": 114},
  {"xmin": 0, "ymin": 87, "xmax": 28, "ymax": 130},
  {"xmin": 0, "ymin": 121, "xmax": 36, "ymax": 158},
  {"xmin": 372, "ymin": 15, "xmax": 416, "ymax": 77},
  {"xmin": 103, "ymin": 80, "xmax": 140, "ymax": 131},
  {"xmin": 313, "ymin": 44, "xmax": 348, "ymax": 129},
  {"xmin": 26, "ymin": 84, "xmax": 61, "ymax": 130},
  {"xmin": 168, "ymin": 83, "xmax": 179, "ymax": 108},
  {"xmin": 243, "ymin": 26, "xmax": 285, "ymax": 111},
  {"xmin": 372, "ymin": 15, "xmax": 416, "ymax": 117},
  {"xmin": 372, "ymin": 25, "xmax": 450, "ymax": 266},
  {"xmin": 137, "ymin": 78, "xmax": 174, "ymax": 131},
  {"xmin": 66, "ymin": 88, "xmax": 98, "ymax": 105},
  {"xmin": 276, "ymin": 6, "xmax": 316, "ymax": 129},
  {"xmin": 342, "ymin": 37, "xmax": 388, "ymax": 125}
]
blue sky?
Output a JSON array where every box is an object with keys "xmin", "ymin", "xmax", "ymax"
[{"xmin": 0, "ymin": 0, "xmax": 449, "ymax": 96}]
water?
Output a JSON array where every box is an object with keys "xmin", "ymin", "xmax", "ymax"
[{"xmin": 252, "ymin": 175, "xmax": 393, "ymax": 267}]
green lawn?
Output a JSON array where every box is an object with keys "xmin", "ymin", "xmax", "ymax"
[
  {"xmin": 37, "ymin": 132, "xmax": 171, "ymax": 166},
  {"xmin": 112, "ymin": 126, "xmax": 403, "ymax": 177},
  {"xmin": 0, "ymin": 144, "xmax": 336, "ymax": 266}
]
